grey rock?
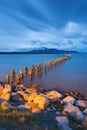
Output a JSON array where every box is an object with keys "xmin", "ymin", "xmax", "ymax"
[
  {"xmin": 64, "ymin": 103, "xmax": 85, "ymax": 120},
  {"xmin": 56, "ymin": 116, "xmax": 72, "ymax": 130}
]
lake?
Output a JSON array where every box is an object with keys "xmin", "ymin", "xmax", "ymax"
[{"xmin": 0, "ymin": 54, "xmax": 87, "ymax": 95}]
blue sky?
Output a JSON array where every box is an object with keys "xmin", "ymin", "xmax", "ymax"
[{"xmin": 0, "ymin": 0, "xmax": 87, "ymax": 52}]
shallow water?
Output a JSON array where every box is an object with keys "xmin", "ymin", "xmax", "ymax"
[{"xmin": 0, "ymin": 54, "xmax": 87, "ymax": 94}]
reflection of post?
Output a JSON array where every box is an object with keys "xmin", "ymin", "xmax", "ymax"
[
  {"xmin": 32, "ymin": 65, "xmax": 35, "ymax": 74},
  {"xmin": 6, "ymin": 74, "xmax": 10, "ymax": 83},
  {"xmin": 24, "ymin": 66, "xmax": 28, "ymax": 74},
  {"xmin": 11, "ymin": 69, "xmax": 15, "ymax": 79},
  {"xmin": 19, "ymin": 69, "xmax": 24, "ymax": 79},
  {"xmin": 44, "ymin": 61, "xmax": 47, "ymax": 72},
  {"xmin": 16, "ymin": 75, "xmax": 21, "ymax": 84},
  {"xmin": 28, "ymin": 68, "xmax": 33, "ymax": 80}
]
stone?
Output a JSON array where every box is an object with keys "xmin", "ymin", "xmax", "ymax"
[
  {"xmin": 11, "ymin": 93, "xmax": 24, "ymax": 102},
  {"xmin": 31, "ymin": 108, "xmax": 41, "ymax": 113},
  {"xmin": 75, "ymin": 100, "xmax": 87, "ymax": 109},
  {"xmin": 0, "ymin": 93, "xmax": 10, "ymax": 101},
  {"xmin": 56, "ymin": 116, "xmax": 72, "ymax": 130},
  {"xmin": 56, "ymin": 111, "xmax": 62, "ymax": 116},
  {"xmin": 17, "ymin": 90, "xmax": 29, "ymax": 101},
  {"xmin": 82, "ymin": 116, "xmax": 87, "ymax": 127},
  {"xmin": 0, "ymin": 101, "xmax": 14, "ymax": 110},
  {"xmin": 17, "ymin": 84, "xmax": 26, "ymax": 90},
  {"xmin": 25, "ymin": 87, "xmax": 37, "ymax": 94},
  {"xmin": 61, "ymin": 96, "xmax": 75, "ymax": 105},
  {"xmin": 45, "ymin": 90, "xmax": 62, "ymax": 102},
  {"xmin": 17, "ymin": 103, "xmax": 31, "ymax": 110},
  {"xmin": 83, "ymin": 108, "xmax": 87, "ymax": 115},
  {"xmin": 27, "ymin": 93, "xmax": 49, "ymax": 110},
  {"xmin": 62, "ymin": 111, "xmax": 68, "ymax": 116},
  {"xmin": 64, "ymin": 103, "xmax": 85, "ymax": 120},
  {"xmin": 0, "ymin": 85, "xmax": 3, "ymax": 96},
  {"xmin": 2, "ymin": 84, "xmax": 11, "ymax": 94}
]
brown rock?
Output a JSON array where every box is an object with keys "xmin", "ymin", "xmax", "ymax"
[
  {"xmin": 82, "ymin": 116, "xmax": 87, "ymax": 127},
  {"xmin": 45, "ymin": 90, "xmax": 62, "ymax": 102},
  {"xmin": 0, "ymin": 93, "xmax": 10, "ymax": 101}
]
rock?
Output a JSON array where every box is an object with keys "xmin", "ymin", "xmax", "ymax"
[
  {"xmin": 11, "ymin": 93, "xmax": 24, "ymax": 102},
  {"xmin": 56, "ymin": 111, "xmax": 62, "ymax": 116},
  {"xmin": 25, "ymin": 88, "xmax": 37, "ymax": 94},
  {"xmin": 2, "ymin": 84, "xmax": 11, "ymax": 94},
  {"xmin": 56, "ymin": 116, "xmax": 72, "ymax": 130},
  {"xmin": 17, "ymin": 90, "xmax": 29, "ymax": 101},
  {"xmin": 83, "ymin": 108, "xmax": 87, "ymax": 115},
  {"xmin": 75, "ymin": 100, "xmax": 87, "ymax": 109},
  {"xmin": 27, "ymin": 93, "xmax": 49, "ymax": 110},
  {"xmin": 31, "ymin": 108, "xmax": 41, "ymax": 113},
  {"xmin": 76, "ymin": 124, "xmax": 83, "ymax": 129},
  {"xmin": 0, "ymin": 93, "xmax": 10, "ymax": 101},
  {"xmin": 45, "ymin": 90, "xmax": 62, "ymax": 102},
  {"xmin": 0, "ymin": 85, "xmax": 3, "ymax": 96},
  {"xmin": 82, "ymin": 116, "xmax": 87, "ymax": 127},
  {"xmin": 0, "ymin": 101, "xmax": 14, "ymax": 110},
  {"xmin": 64, "ymin": 103, "xmax": 85, "ymax": 120},
  {"xmin": 17, "ymin": 103, "xmax": 31, "ymax": 110},
  {"xmin": 62, "ymin": 111, "xmax": 68, "ymax": 116},
  {"xmin": 47, "ymin": 108, "xmax": 52, "ymax": 112},
  {"xmin": 61, "ymin": 96, "xmax": 75, "ymax": 105},
  {"xmin": 25, "ymin": 84, "xmax": 40, "ymax": 94},
  {"xmin": 16, "ymin": 84, "xmax": 26, "ymax": 91},
  {"xmin": 64, "ymin": 93, "xmax": 69, "ymax": 97}
]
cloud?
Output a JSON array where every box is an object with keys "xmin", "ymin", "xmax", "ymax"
[{"xmin": 0, "ymin": 0, "xmax": 87, "ymax": 52}]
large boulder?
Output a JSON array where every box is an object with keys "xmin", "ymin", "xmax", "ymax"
[
  {"xmin": 0, "ymin": 93, "xmax": 10, "ymax": 101},
  {"xmin": 61, "ymin": 96, "xmax": 75, "ymax": 105},
  {"xmin": 64, "ymin": 103, "xmax": 85, "ymax": 120},
  {"xmin": 56, "ymin": 116, "xmax": 72, "ymax": 130},
  {"xmin": 75, "ymin": 100, "xmax": 87, "ymax": 109},
  {"xmin": 2, "ymin": 84, "xmax": 11, "ymax": 94},
  {"xmin": 27, "ymin": 93, "xmax": 49, "ymax": 110},
  {"xmin": 45, "ymin": 90, "xmax": 62, "ymax": 102}
]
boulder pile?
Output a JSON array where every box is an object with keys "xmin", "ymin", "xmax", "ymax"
[{"xmin": 0, "ymin": 83, "xmax": 87, "ymax": 129}]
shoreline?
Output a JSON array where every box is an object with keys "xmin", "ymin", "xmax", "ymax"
[{"xmin": 0, "ymin": 83, "xmax": 87, "ymax": 130}]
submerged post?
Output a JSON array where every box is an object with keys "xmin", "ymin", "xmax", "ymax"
[{"xmin": 6, "ymin": 74, "xmax": 10, "ymax": 83}]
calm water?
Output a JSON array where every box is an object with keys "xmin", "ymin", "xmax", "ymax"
[{"xmin": 0, "ymin": 54, "xmax": 87, "ymax": 94}]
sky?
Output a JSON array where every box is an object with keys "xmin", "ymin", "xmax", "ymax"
[{"xmin": 0, "ymin": 0, "xmax": 87, "ymax": 52}]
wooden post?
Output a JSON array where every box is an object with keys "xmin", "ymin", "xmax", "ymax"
[{"xmin": 6, "ymin": 74, "xmax": 10, "ymax": 83}]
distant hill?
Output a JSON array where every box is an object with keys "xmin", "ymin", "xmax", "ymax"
[{"xmin": 0, "ymin": 47, "xmax": 78, "ymax": 54}]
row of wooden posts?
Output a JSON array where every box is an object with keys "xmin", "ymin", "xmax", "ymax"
[{"xmin": 5, "ymin": 56, "xmax": 71, "ymax": 84}]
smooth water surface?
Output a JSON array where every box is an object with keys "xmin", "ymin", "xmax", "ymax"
[{"xmin": 0, "ymin": 54, "xmax": 87, "ymax": 94}]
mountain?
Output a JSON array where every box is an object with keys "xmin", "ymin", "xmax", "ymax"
[{"xmin": 0, "ymin": 47, "xmax": 78, "ymax": 54}]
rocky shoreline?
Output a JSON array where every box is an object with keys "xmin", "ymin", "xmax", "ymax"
[{"xmin": 0, "ymin": 83, "xmax": 87, "ymax": 130}]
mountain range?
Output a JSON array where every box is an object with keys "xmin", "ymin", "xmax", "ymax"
[{"xmin": 0, "ymin": 47, "xmax": 78, "ymax": 54}]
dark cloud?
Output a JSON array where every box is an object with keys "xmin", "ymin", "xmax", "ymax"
[{"xmin": 0, "ymin": 0, "xmax": 87, "ymax": 52}]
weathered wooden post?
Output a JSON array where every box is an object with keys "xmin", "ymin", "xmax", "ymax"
[
  {"xmin": 11, "ymin": 69, "xmax": 15, "ymax": 78},
  {"xmin": 19, "ymin": 69, "xmax": 24, "ymax": 79},
  {"xmin": 28, "ymin": 68, "xmax": 33, "ymax": 80},
  {"xmin": 6, "ymin": 74, "xmax": 10, "ymax": 83},
  {"xmin": 24, "ymin": 66, "xmax": 28, "ymax": 74},
  {"xmin": 16, "ymin": 75, "xmax": 21, "ymax": 84}
]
